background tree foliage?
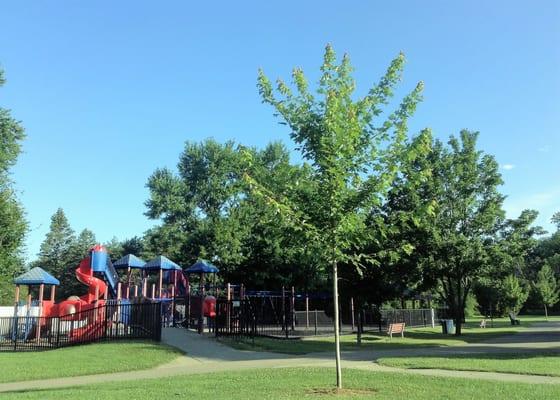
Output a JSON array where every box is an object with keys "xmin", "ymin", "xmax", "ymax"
[
  {"xmin": 145, "ymin": 139, "xmax": 317, "ymax": 288},
  {"xmin": 104, "ymin": 236, "xmax": 145, "ymax": 261},
  {"xmin": 0, "ymin": 69, "xmax": 27, "ymax": 304},
  {"xmin": 499, "ymin": 274, "xmax": 529, "ymax": 316}
]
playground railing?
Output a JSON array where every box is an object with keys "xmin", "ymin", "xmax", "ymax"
[{"xmin": 0, "ymin": 301, "xmax": 162, "ymax": 352}]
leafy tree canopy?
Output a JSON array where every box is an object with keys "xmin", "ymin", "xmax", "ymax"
[{"xmin": 0, "ymin": 69, "xmax": 27, "ymax": 304}]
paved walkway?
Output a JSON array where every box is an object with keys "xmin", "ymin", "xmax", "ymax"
[{"xmin": 1, "ymin": 323, "xmax": 559, "ymax": 393}]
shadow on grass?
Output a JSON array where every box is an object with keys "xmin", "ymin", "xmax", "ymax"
[
  {"xmin": 219, "ymin": 324, "xmax": 530, "ymax": 354},
  {"xmin": 218, "ymin": 317, "xmax": 560, "ymax": 355},
  {"xmin": 396, "ymin": 329, "xmax": 519, "ymax": 342},
  {"xmin": 376, "ymin": 351, "xmax": 560, "ymax": 377},
  {"xmin": 380, "ymin": 351, "xmax": 560, "ymax": 362}
]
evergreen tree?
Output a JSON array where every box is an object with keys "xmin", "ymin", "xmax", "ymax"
[
  {"xmin": 56, "ymin": 229, "xmax": 97, "ymax": 298},
  {"xmin": 36, "ymin": 208, "xmax": 76, "ymax": 299},
  {"xmin": 104, "ymin": 237, "xmax": 124, "ymax": 260}
]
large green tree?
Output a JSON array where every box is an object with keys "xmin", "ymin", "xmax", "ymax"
[
  {"xmin": 533, "ymin": 264, "xmax": 559, "ymax": 319},
  {"xmin": 145, "ymin": 139, "xmax": 247, "ymax": 270},
  {"xmin": 145, "ymin": 139, "xmax": 317, "ymax": 286},
  {"xmin": 360, "ymin": 130, "xmax": 435, "ymax": 307},
  {"xmin": 0, "ymin": 69, "xmax": 27, "ymax": 304},
  {"xmin": 228, "ymin": 143, "xmax": 321, "ymax": 289},
  {"xmin": 412, "ymin": 131, "xmax": 505, "ymax": 335},
  {"xmin": 256, "ymin": 44, "xmax": 423, "ymax": 388}
]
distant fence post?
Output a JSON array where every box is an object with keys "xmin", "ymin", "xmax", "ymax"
[
  {"xmin": 56, "ymin": 317, "xmax": 61, "ymax": 348},
  {"xmin": 281, "ymin": 287, "xmax": 286, "ymax": 332},
  {"xmin": 13, "ymin": 315, "xmax": 18, "ymax": 351},
  {"xmin": 305, "ymin": 295, "xmax": 309, "ymax": 329},
  {"xmin": 350, "ymin": 297, "xmax": 355, "ymax": 331},
  {"xmin": 356, "ymin": 307, "xmax": 362, "ymax": 346},
  {"xmin": 291, "ymin": 286, "xmax": 295, "ymax": 331},
  {"xmin": 227, "ymin": 283, "xmax": 231, "ymax": 332},
  {"xmin": 186, "ymin": 286, "xmax": 191, "ymax": 329},
  {"xmin": 314, "ymin": 309, "xmax": 318, "ymax": 335},
  {"xmin": 105, "ymin": 302, "xmax": 109, "ymax": 338}
]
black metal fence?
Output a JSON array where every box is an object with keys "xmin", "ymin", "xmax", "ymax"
[
  {"xmin": 215, "ymin": 294, "xmax": 444, "ymax": 339},
  {"xmin": 379, "ymin": 308, "xmax": 440, "ymax": 328},
  {"xmin": 0, "ymin": 302, "xmax": 162, "ymax": 351},
  {"xmin": 216, "ymin": 296, "xmax": 292, "ymax": 338},
  {"xmin": 169, "ymin": 295, "xmax": 204, "ymax": 330}
]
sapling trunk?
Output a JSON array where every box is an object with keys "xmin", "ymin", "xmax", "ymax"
[{"xmin": 333, "ymin": 260, "xmax": 342, "ymax": 389}]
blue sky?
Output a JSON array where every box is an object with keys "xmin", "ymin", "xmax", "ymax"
[{"xmin": 1, "ymin": 1, "xmax": 558, "ymax": 261}]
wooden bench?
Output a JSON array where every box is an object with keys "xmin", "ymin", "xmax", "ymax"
[{"xmin": 387, "ymin": 322, "xmax": 405, "ymax": 338}]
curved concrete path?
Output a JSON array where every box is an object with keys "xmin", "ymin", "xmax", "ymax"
[{"xmin": 0, "ymin": 323, "xmax": 559, "ymax": 394}]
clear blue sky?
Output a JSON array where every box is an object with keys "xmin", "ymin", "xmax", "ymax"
[{"xmin": 1, "ymin": 1, "xmax": 558, "ymax": 261}]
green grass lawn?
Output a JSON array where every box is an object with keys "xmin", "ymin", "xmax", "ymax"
[
  {"xmin": 220, "ymin": 315, "xmax": 549, "ymax": 354},
  {"xmin": 2, "ymin": 368, "xmax": 559, "ymax": 400},
  {"xmin": 0, "ymin": 341, "xmax": 182, "ymax": 383},
  {"xmin": 378, "ymin": 352, "xmax": 560, "ymax": 377}
]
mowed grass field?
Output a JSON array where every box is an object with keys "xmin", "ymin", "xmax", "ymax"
[
  {"xmin": 2, "ymin": 368, "xmax": 559, "ymax": 400},
  {"xmin": 0, "ymin": 341, "xmax": 182, "ymax": 383},
  {"xmin": 221, "ymin": 315, "xmax": 559, "ymax": 354}
]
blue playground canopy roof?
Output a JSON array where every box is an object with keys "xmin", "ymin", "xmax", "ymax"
[
  {"xmin": 113, "ymin": 254, "xmax": 146, "ymax": 269},
  {"xmin": 185, "ymin": 260, "xmax": 219, "ymax": 274},
  {"xmin": 144, "ymin": 255, "xmax": 182, "ymax": 271},
  {"xmin": 14, "ymin": 267, "xmax": 60, "ymax": 286}
]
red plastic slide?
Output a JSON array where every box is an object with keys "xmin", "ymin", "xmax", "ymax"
[
  {"xmin": 44, "ymin": 253, "xmax": 108, "ymax": 327},
  {"xmin": 75, "ymin": 256, "xmax": 107, "ymax": 304}
]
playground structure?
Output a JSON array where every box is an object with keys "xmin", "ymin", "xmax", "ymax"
[
  {"xmin": 1, "ymin": 244, "xmax": 223, "ymax": 350},
  {"xmin": 1, "ymin": 242, "xmax": 443, "ymax": 350},
  {"xmin": 6, "ymin": 242, "xmax": 370, "ymax": 346}
]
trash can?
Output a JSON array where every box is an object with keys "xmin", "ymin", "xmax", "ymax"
[
  {"xmin": 441, "ymin": 319, "xmax": 455, "ymax": 334},
  {"xmin": 445, "ymin": 319, "xmax": 455, "ymax": 334},
  {"xmin": 440, "ymin": 319, "xmax": 448, "ymax": 334}
]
